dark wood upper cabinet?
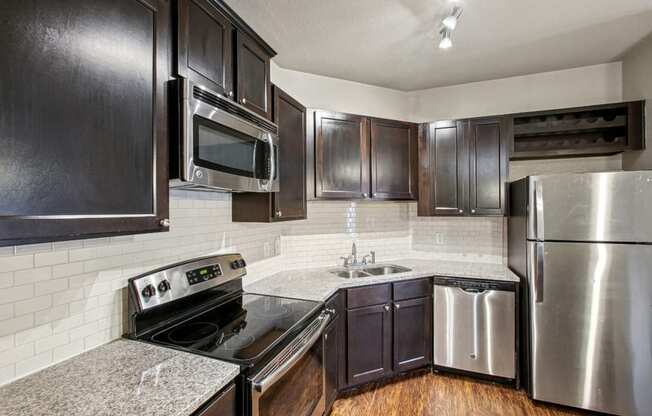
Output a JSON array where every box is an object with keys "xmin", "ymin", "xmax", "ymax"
[
  {"xmin": 419, "ymin": 117, "xmax": 508, "ymax": 217},
  {"xmin": 174, "ymin": 0, "xmax": 275, "ymax": 119},
  {"xmin": 176, "ymin": 0, "xmax": 233, "ymax": 97},
  {"xmin": 346, "ymin": 303, "xmax": 392, "ymax": 387},
  {"xmin": 232, "ymin": 86, "xmax": 306, "ymax": 222},
  {"xmin": 309, "ymin": 110, "xmax": 418, "ymax": 201},
  {"xmin": 467, "ymin": 117, "xmax": 510, "ymax": 216},
  {"xmin": 0, "ymin": 0, "xmax": 170, "ymax": 247},
  {"xmin": 418, "ymin": 120, "xmax": 467, "ymax": 216},
  {"xmin": 236, "ymin": 30, "xmax": 272, "ymax": 119},
  {"xmin": 315, "ymin": 111, "xmax": 370, "ymax": 199},
  {"xmin": 393, "ymin": 296, "xmax": 432, "ymax": 373},
  {"xmin": 370, "ymin": 118, "xmax": 418, "ymax": 200}
]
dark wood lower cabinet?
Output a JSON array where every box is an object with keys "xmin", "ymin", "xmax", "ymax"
[
  {"xmin": 393, "ymin": 296, "xmax": 432, "ymax": 372},
  {"xmin": 192, "ymin": 383, "xmax": 236, "ymax": 416},
  {"xmin": 323, "ymin": 318, "xmax": 339, "ymax": 413},
  {"xmin": 346, "ymin": 303, "xmax": 393, "ymax": 386},
  {"xmin": 340, "ymin": 279, "xmax": 433, "ymax": 393}
]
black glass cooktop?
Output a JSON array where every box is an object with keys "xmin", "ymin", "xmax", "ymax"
[{"xmin": 149, "ymin": 293, "xmax": 321, "ymax": 365}]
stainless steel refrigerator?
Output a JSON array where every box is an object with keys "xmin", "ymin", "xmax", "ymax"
[{"xmin": 508, "ymin": 171, "xmax": 652, "ymax": 416}]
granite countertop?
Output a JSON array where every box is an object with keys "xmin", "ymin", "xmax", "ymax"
[
  {"xmin": 0, "ymin": 339, "xmax": 240, "ymax": 416},
  {"xmin": 245, "ymin": 258, "xmax": 520, "ymax": 302}
]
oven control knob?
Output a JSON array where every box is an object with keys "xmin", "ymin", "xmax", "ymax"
[
  {"xmin": 231, "ymin": 260, "xmax": 239, "ymax": 270},
  {"xmin": 141, "ymin": 284, "xmax": 156, "ymax": 299},
  {"xmin": 157, "ymin": 280, "xmax": 171, "ymax": 293}
]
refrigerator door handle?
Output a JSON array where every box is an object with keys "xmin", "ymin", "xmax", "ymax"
[
  {"xmin": 534, "ymin": 179, "xmax": 544, "ymax": 240},
  {"xmin": 535, "ymin": 242, "xmax": 544, "ymax": 303}
]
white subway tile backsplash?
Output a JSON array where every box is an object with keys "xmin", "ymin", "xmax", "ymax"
[
  {"xmin": 0, "ymin": 285, "xmax": 35, "ymax": 305},
  {"xmin": 0, "ymin": 194, "xmax": 505, "ymax": 387},
  {"xmin": 14, "ymin": 295, "xmax": 53, "ymax": 316},
  {"xmin": 15, "ymin": 324, "xmax": 52, "ymax": 346},
  {"xmin": 0, "ymin": 255, "xmax": 34, "ymax": 273},
  {"xmin": 15, "ymin": 351, "xmax": 52, "ymax": 379}
]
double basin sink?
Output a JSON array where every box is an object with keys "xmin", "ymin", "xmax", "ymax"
[{"xmin": 329, "ymin": 264, "xmax": 412, "ymax": 279}]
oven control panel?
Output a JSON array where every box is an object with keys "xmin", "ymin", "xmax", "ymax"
[
  {"xmin": 128, "ymin": 254, "xmax": 247, "ymax": 312},
  {"xmin": 186, "ymin": 264, "xmax": 222, "ymax": 285}
]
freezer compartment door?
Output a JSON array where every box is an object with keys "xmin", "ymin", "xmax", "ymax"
[
  {"xmin": 527, "ymin": 171, "xmax": 652, "ymax": 243},
  {"xmin": 433, "ymin": 284, "xmax": 515, "ymax": 379},
  {"xmin": 528, "ymin": 241, "xmax": 652, "ymax": 415}
]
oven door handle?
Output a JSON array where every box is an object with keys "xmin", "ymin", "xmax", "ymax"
[{"xmin": 250, "ymin": 310, "xmax": 331, "ymax": 394}]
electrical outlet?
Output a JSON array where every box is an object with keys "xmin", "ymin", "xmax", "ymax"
[{"xmin": 435, "ymin": 233, "xmax": 445, "ymax": 245}]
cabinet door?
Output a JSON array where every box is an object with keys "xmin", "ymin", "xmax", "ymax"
[
  {"xmin": 315, "ymin": 111, "xmax": 370, "ymax": 199},
  {"xmin": 0, "ymin": 0, "xmax": 169, "ymax": 246},
  {"xmin": 323, "ymin": 318, "xmax": 339, "ymax": 412},
  {"xmin": 393, "ymin": 297, "xmax": 432, "ymax": 373},
  {"xmin": 346, "ymin": 303, "xmax": 392, "ymax": 386},
  {"xmin": 236, "ymin": 30, "xmax": 272, "ymax": 119},
  {"xmin": 370, "ymin": 118, "xmax": 418, "ymax": 200},
  {"xmin": 272, "ymin": 87, "xmax": 307, "ymax": 220},
  {"xmin": 467, "ymin": 117, "xmax": 510, "ymax": 216},
  {"xmin": 418, "ymin": 121, "xmax": 467, "ymax": 216},
  {"xmin": 193, "ymin": 383, "xmax": 236, "ymax": 416},
  {"xmin": 177, "ymin": 0, "xmax": 233, "ymax": 97}
]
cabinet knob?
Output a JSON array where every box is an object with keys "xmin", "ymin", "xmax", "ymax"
[
  {"xmin": 276, "ymin": 210, "xmax": 283, "ymax": 217},
  {"xmin": 159, "ymin": 218, "xmax": 170, "ymax": 227},
  {"xmin": 362, "ymin": 193, "xmax": 368, "ymax": 198},
  {"xmin": 242, "ymin": 98, "xmax": 247, "ymax": 104},
  {"xmin": 458, "ymin": 209, "xmax": 463, "ymax": 213},
  {"xmin": 228, "ymin": 91, "xmax": 234, "ymax": 98},
  {"xmin": 394, "ymin": 303, "xmax": 400, "ymax": 309},
  {"xmin": 471, "ymin": 209, "xmax": 476, "ymax": 214},
  {"xmin": 384, "ymin": 304, "xmax": 390, "ymax": 311}
]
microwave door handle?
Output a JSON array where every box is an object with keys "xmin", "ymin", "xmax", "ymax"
[
  {"xmin": 250, "ymin": 311, "xmax": 330, "ymax": 394},
  {"xmin": 267, "ymin": 133, "xmax": 276, "ymax": 191}
]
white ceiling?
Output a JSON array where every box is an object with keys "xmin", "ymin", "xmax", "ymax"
[{"xmin": 224, "ymin": 0, "xmax": 652, "ymax": 91}]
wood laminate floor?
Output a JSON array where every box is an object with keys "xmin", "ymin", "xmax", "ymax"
[{"xmin": 331, "ymin": 372, "xmax": 594, "ymax": 416}]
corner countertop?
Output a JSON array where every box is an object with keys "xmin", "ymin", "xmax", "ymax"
[
  {"xmin": 0, "ymin": 339, "xmax": 240, "ymax": 416},
  {"xmin": 245, "ymin": 258, "xmax": 520, "ymax": 302}
]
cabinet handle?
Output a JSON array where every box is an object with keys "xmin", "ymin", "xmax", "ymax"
[
  {"xmin": 394, "ymin": 303, "xmax": 400, "ymax": 309},
  {"xmin": 228, "ymin": 91, "xmax": 234, "ymax": 98},
  {"xmin": 324, "ymin": 333, "xmax": 328, "ymax": 341},
  {"xmin": 384, "ymin": 305, "xmax": 390, "ymax": 311},
  {"xmin": 242, "ymin": 98, "xmax": 247, "ymax": 104}
]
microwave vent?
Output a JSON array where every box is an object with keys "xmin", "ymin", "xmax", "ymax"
[{"xmin": 192, "ymin": 87, "xmax": 278, "ymax": 135}]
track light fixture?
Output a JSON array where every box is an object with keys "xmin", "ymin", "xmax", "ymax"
[{"xmin": 438, "ymin": 6, "xmax": 462, "ymax": 49}]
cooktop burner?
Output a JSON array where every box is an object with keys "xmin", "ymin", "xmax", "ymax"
[{"xmin": 149, "ymin": 293, "xmax": 321, "ymax": 365}]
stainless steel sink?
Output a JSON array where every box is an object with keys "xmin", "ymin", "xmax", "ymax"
[
  {"xmin": 332, "ymin": 270, "xmax": 371, "ymax": 279},
  {"xmin": 329, "ymin": 264, "xmax": 411, "ymax": 278},
  {"xmin": 363, "ymin": 265, "xmax": 412, "ymax": 275}
]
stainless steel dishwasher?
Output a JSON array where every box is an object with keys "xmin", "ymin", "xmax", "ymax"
[{"xmin": 433, "ymin": 277, "xmax": 516, "ymax": 380}]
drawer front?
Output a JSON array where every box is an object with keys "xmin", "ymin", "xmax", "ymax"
[
  {"xmin": 393, "ymin": 278, "xmax": 431, "ymax": 301},
  {"xmin": 326, "ymin": 291, "xmax": 344, "ymax": 317},
  {"xmin": 346, "ymin": 284, "xmax": 391, "ymax": 309},
  {"xmin": 194, "ymin": 383, "xmax": 236, "ymax": 416}
]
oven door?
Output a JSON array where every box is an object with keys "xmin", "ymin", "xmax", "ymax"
[
  {"xmin": 180, "ymin": 80, "xmax": 279, "ymax": 192},
  {"xmin": 249, "ymin": 311, "xmax": 331, "ymax": 416}
]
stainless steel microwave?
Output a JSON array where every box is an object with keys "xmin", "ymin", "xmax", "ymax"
[{"xmin": 169, "ymin": 79, "xmax": 279, "ymax": 192}]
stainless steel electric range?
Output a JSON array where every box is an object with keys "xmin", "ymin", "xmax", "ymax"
[{"xmin": 126, "ymin": 254, "xmax": 330, "ymax": 416}]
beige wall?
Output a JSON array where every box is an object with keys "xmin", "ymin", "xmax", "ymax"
[
  {"xmin": 407, "ymin": 63, "xmax": 623, "ymax": 122},
  {"xmin": 271, "ymin": 62, "xmax": 411, "ymax": 121},
  {"xmin": 622, "ymin": 33, "xmax": 652, "ymax": 170}
]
